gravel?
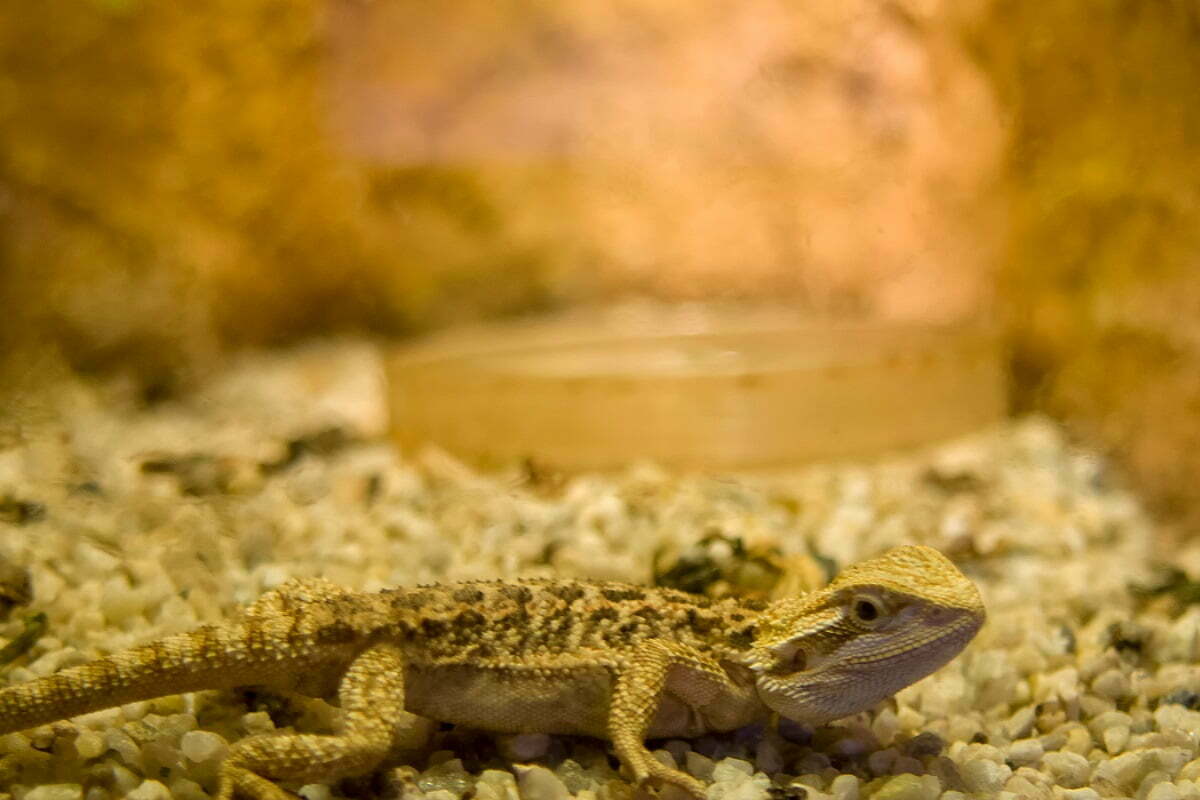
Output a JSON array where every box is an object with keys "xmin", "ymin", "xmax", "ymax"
[{"xmin": 0, "ymin": 340, "xmax": 1197, "ymax": 799}]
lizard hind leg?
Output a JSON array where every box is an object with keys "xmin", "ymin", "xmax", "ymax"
[{"xmin": 217, "ymin": 642, "xmax": 412, "ymax": 800}]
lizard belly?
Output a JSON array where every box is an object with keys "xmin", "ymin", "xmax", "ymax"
[{"xmin": 405, "ymin": 664, "xmax": 613, "ymax": 737}]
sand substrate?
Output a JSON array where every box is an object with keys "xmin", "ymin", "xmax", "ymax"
[{"xmin": 2, "ymin": 342, "xmax": 1199, "ymax": 800}]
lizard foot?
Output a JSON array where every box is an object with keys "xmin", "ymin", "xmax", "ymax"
[
  {"xmin": 217, "ymin": 762, "xmax": 300, "ymax": 800},
  {"xmin": 631, "ymin": 757, "xmax": 709, "ymax": 799}
]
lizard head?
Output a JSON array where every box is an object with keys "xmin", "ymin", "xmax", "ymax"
[{"xmin": 746, "ymin": 545, "xmax": 984, "ymax": 724}]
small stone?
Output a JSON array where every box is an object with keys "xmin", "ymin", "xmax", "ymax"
[
  {"xmin": 1093, "ymin": 750, "xmax": 1156, "ymax": 792},
  {"xmin": 717, "ymin": 777, "xmax": 772, "ymax": 800},
  {"xmin": 180, "ymin": 730, "xmax": 228, "ymax": 763},
  {"xmin": 686, "ymin": 751, "xmax": 716, "ymax": 781},
  {"xmin": 166, "ymin": 779, "xmax": 209, "ymax": 800},
  {"xmin": 894, "ymin": 706, "xmax": 925, "ymax": 731},
  {"xmin": 1147, "ymin": 783, "xmax": 1182, "ymax": 800},
  {"xmin": 124, "ymin": 781, "xmax": 171, "ymax": 800},
  {"xmin": 900, "ymin": 732, "xmax": 944, "ymax": 759},
  {"xmin": 501, "ymin": 733, "xmax": 551, "ymax": 761},
  {"xmin": 108, "ymin": 764, "xmax": 141, "ymax": 794},
  {"xmin": 755, "ymin": 738, "xmax": 784, "ymax": 774},
  {"xmin": 868, "ymin": 774, "xmax": 939, "ymax": 800},
  {"xmin": 104, "ymin": 728, "xmax": 142, "ymax": 768},
  {"xmin": 23, "ymin": 787, "xmax": 83, "ymax": 800},
  {"xmin": 1064, "ymin": 726, "xmax": 1093, "ymax": 755},
  {"xmin": 74, "ymin": 730, "xmax": 106, "ymax": 759},
  {"xmin": 872, "ymin": 707, "xmax": 899, "ymax": 746},
  {"xmin": 1089, "ymin": 710, "xmax": 1133, "ymax": 736},
  {"xmin": 475, "ymin": 770, "xmax": 520, "ymax": 800},
  {"xmin": 515, "ymin": 765, "xmax": 570, "ymax": 800},
  {"xmin": 298, "ymin": 786, "xmax": 334, "ymax": 800},
  {"xmin": 1007, "ymin": 738, "xmax": 1043, "ymax": 766},
  {"xmin": 241, "ymin": 711, "xmax": 275, "ymax": 736},
  {"xmin": 867, "ymin": 748, "xmax": 897, "ymax": 776},
  {"xmin": 712, "ymin": 758, "xmax": 755, "ymax": 783},
  {"xmin": 664, "ymin": 740, "xmax": 691, "ymax": 765},
  {"xmin": 1103, "ymin": 725, "xmax": 1130, "ymax": 754},
  {"xmin": 554, "ymin": 759, "xmax": 598, "ymax": 794},
  {"xmin": 1158, "ymin": 748, "xmax": 1192, "ymax": 775},
  {"xmin": 1041, "ymin": 751, "xmax": 1090, "ymax": 788},
  {"xmin": 1003, "ymin": 775, "xmax": 1041, "ymax": 797},
  {"xmin": 1092, "ymin": 669, "xmax": 1132, "ymax": 701},
  {"xmin": 1156, "ymin": 703, "xmax": 1200, "ymax": 737},
  {"xmin": 420, "ymin": 758, "xmax": 473, "ymax": 796},
  {"xmin": 1181, "ymin": 758, "xmax": 1200, "ymax": 782},
  {"xmin": 829, "ymin": 774, "xmax": 859, "ymax": 800},
  {"xmin": 959, "ymin": 759, "xmax": 1011, "ymax": 794},
  {"xmin": 779, "ymin": 719, "xmax": 812, "ymax": 745},
  {"xmin": 1059, "ymin": 790, "xmax": 1101, "ymax": 800},
  {"xmin": 1004, "ymin": 706, "xmax": 1036, "ymax": 740}
]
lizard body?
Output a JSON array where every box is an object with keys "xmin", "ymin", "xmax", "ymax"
[{"xmin": 0, "ymin": 545, "xmax": 984, "ymax": 799}]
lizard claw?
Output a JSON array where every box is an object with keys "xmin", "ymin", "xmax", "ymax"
[{"xmin": 631, "ymin": 758, "xmax": 709, "ymax": 799}]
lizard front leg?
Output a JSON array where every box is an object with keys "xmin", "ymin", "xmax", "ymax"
[
  {"xmin": 218, "ymin": 642, "xmax": 418, "ymax": 800},
  {"xmin": 609, "ymin": 640, "xmax": 748, "ymax": 799}
]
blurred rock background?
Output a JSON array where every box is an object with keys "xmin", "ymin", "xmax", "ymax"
[{"xmin": 1, "ymin": 0, "xmax": 1199, "ymax": 531}]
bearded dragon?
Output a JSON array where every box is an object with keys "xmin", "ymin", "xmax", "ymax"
[{"xmin": 0, "ymin": 545, "xmax": 985, "ymax": 799}]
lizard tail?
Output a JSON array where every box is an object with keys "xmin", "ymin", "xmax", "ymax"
[{"xmin": 0, "ymin": 622, "xmax": 332, "ymax": 734}]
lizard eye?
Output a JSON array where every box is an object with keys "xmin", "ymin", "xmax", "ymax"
[{"xmin": 850, "ymin": 595, "xmax": 885, "ymax": 625}]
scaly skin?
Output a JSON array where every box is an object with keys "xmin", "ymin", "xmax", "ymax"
[{"xmin": 0, "ymin": 545, "xmax": 985, "ymax": 799}]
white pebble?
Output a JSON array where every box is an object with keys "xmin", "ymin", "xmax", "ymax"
[
  {"xmin": 74, "ymin": 730, "xmax": 106, "ymax": 759},
  {"xmin": 1041, "ymin": 751, "xmax": 1089, "ymax": 788},
  {"xmin": 1093, "ymin": 750, "xmax": 1155, "ymax": 792},
  {"xmin": 1181, "ymin": 758, "xmax": 1200, "ymax": 782},
  {"xmin": 1103, "ymin": 725, "xmax": 1130, "ymax": 754},
  {"xmin": 718, "ymin": 778, "xmax": 771, "ymax": 800},
  {"xmin": 475, "ymin": 770, "xmax": 520, "ymax": 800},
  {"xmin": 124, "ymin": 781, "xmax": 171, "ymax": 800},
  {"xmin": 166, "ymin": 779, "xmax": 209, "ymax": 800},
  {"xmin": 869, "ymin": 773, "xmax": 939, "ymax": 800},
  {"xmin": 711, "ymin": 758, "xmax": 755, "ymax": 782},
  {"xmin": 1007, "ymin": 737, "xmax": 1043, "ymax": 766},
  {"xmin": 1004, "ymin": 705, "xmax": 1036, "ymax": 740},
  {"xmin": 241, "ymin": 711, "xmax": 275, "ymax": 736},
  {"xmin": 514, "ymin": 765, "xmax": 570, "ymax": 800},
  {"xmin": 297, "ymin": 785, "xmax": 333, "ymax": 800},
  {"xmin": 1092, "ymin": 668, "xmax": 1131, "ymax": 701},
  {"xmin": 1059, "ymin": 790, "xmax": 1101, "ymax": 800},
  {"xmin": 23, "ymin": 787, "xmax": 83, "ymax": 800},
  {"xmin": 960, "ymin": 759, "xmax": 1011, "ymax": 794},
  {"xmin": 180, "ymin": 730, "xmax": 228, "ymax": 762},
  {"xmin": 1149, "ymin": 784, "xmax": 1183, "ymax": 800},
  {"xmin": 104, "ymin": 728, "xmax": 141, "ymax": 767},
  {"xmin": 108, "ymin": 764, "xmax": 141, "ymax": 794},
  {"xmin": 829, "ymin": 774, "xmax": 859, "ymax": 800}
]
